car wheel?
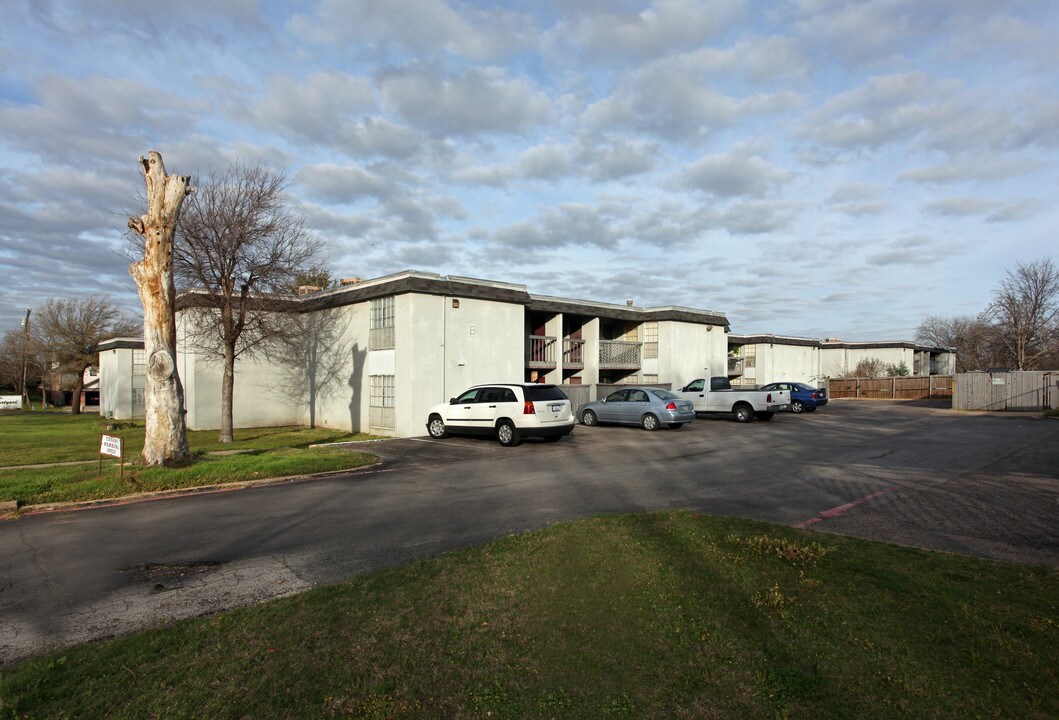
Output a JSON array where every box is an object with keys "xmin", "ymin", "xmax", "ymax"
[
  {"xmin": 496, "ymin": 420, "xmax": 521, "ymax": 447},
  {"xmin": 791, "ymin": 400, "xmax": 805, "ymax": 414},
  {"xmin": 427, "ymin": 415, "xmax": 448, "ymax": 439},
  {"xmin": 733, "ymin": 404, "xmax": 753, "ymax": 423},
  {"xmin": 756, "ymin": 412, "xmax": 774, "ymax": 421},
  {"xmin": 581, "ymin": 410, "xmax": 597, "ymax": 426},
  {"xmin": 667, "ymin": 423, "xmax": 683, "ymax": 429},
  {"xmin": 641, "ymin": 413, "xmax": 660, "ymax": 431}
]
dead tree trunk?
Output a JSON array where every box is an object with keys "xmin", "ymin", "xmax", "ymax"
[{"xmin": 128, "ymin": 151, "xmax": 193, "ymax": 465}]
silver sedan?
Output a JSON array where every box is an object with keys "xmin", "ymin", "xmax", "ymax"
[{"xmin": 577, "ymin": 387, "xmax": 695, "ymax": 431}]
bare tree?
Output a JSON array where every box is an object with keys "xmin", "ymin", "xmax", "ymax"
[
  {"xmin": 128, "ymin": 151, "xmax": 195, "ymax": 465},
  {"xmin": 986, "ymin": 257, "xmax": 1059, "ymax": 370},
  {"xmin": 175, "ymin": 163, "xmax": 324, "ymax": 443},
  {"xmin": 915, "ymin": 314, "xmax": 998, "ymax": 372},
  {"xmin": 32, "ymin": 297, "xmax": 139, "ymax": 414},
  {"xmin": 841, "ymin": 357, "xmax": 885, "ymax": 379}
]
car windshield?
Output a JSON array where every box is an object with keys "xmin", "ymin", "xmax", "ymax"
[
  {"xmin": 525, "ymin": 385, "xmax": 567, "ymax": 402},
  {"xmin": 650, "ymin": 389, "xmax": 678, "ymax": 400},
  {"xmin": 791, "ymin": 383, "xmax": 814, "ymax": 391}
]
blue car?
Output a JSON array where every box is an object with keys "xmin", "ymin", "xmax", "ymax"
[{"xmin": 759, "ymin": 382, "xmax": 828, "ymax": 414}]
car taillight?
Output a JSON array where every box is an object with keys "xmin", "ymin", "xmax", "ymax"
[
  {"xmin": 665, "ymin": 401, "xmax": 677, "ymax": 410},
  {"xmin": 523, "ymin": 401, "xmax": 535, "ymax": 414},
  {"xmin": 766, "ymin": 393, "xmax": 772, "ymax": 402},
  {"xmin": 811, "ymin": 393, "xmax": 817, "ymax": 399}
]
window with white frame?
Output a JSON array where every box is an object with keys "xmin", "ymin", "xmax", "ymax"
[
  {"xmin": 369, "ymin": 375, "xmax": 395, "ymax": 407},
  {"xmin": 642, "ymin": 321, "xmax": 658, "ymax": 358},
  {"xmin": 642, "ymin": 374, "xmax": 658, "ymax": 384},
  {"xmin": 369, "ymin": 296, "xmax": 395, "ymax": 350},
  {"xmin": 132, "ymin": 349, "xmax": 146, "ymax": 376}
]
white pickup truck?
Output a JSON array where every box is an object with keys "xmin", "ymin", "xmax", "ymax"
[{"xmin": 676, "ymin": 376, "xmax": 790, "ymax": 423}]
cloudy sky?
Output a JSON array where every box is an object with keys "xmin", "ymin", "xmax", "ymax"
[{"xmin": 1, "ymin": 0, "xmax": 1056, "ymax": 341}]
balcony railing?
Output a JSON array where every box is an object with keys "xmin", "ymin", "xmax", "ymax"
[
  {"xmin": 563, "ymin": 338, "xmax": 585, "ymax": 368},
  {"xmin": 526, "ymin": 335, "xmax": 557, "ymax": 367},
  {"xmin": 599, "ymin": 340, "xmax": 641, "ymax": 369},
  {"xmin": 728, "ymin": 357, "xmax": 744, "ymax": 376}
]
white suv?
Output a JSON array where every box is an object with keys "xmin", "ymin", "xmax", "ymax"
[{"xmin": 425, "ymin": 384, "xmax": 575, "ymax": 446}]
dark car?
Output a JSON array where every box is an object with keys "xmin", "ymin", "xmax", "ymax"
[{"xmin": 758, "ymin": 382, "xmax": 828, "ymax": 413}]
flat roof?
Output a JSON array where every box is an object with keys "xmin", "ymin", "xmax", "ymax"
[
  {"xmin": 728, "ymin": 333, "xmax": 954, "ymax": 353},
  {"xmin": 178, "ymin": 269, "xmax": 730, "ymax": 328}
]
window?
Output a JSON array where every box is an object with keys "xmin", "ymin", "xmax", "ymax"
[
  {"xmin": 369, "ymin": 375, "xmax": 395, "ymax": 408},
  {"xmin": 132, "ymin": 387, "xmax": 145, "ymax": 418},
  {"xmin": 369, "ymin": 374, "xmax": 396, "ymax": 431},
  {"xmin": 132, "ymin": 349, "xmax": 146, "ymax": 376},
  {"xmin": 369, "ymin": 296, "xmax": 395, "ymax": 350},
  {"xmin": 642, "ymin": 321, "xmax": 658, "ymax": 358},
  {"xmin": 642, "ymin": 374, "xmax": 658, "ymax": 384}
]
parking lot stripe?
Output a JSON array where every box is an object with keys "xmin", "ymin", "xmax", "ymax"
[{"xmin": 796, "ymin": 487, "xmax": 896, "ymax": 529}]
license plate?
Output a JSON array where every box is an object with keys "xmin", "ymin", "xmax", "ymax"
[{"xmin": 550, "ymin": 404, "xmax": 562, "ymax": 412}]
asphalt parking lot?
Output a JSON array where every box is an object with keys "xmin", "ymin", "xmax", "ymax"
[{"xmin": 2, "ymin": 400, "xmax": 1057, "ymax": 663}]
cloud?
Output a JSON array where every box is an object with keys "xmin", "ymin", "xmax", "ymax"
[
  {"xmin": 0, "ymin": 74, "xmax": 208, "ymax": 165},
  {"xmin": 548, "ymin": 0, "xmax": 742, "ymax": 63},
  {"xmin": 681, "ymin": 148, "xmax": 793, "ymax": 198},
  {"xmin": 289, "ymin": 0, "xmax": 534, "ymax": 61},
  {"xmin": 297, "ymin": 163, "xmax": 393, "ymax": 203},
  {"xmin": 584, "ymin": 62, "xmax": 799, "ymax": 142},
  {"xmin": 245, "ymin": 72, "xmax": 377, "ymax": 145},
  {"xmin": 899, "ymin": 156, "xmax": 1039, "ymax": 184},
  {"xmin": 986, "ymin": 199, "xmax": 1042, "ymax": 223},
  {"xmin": 921, "ymin": 196, "xmax": 1002, "ymax": 218},
  {"xmin": 378, "ymin": 65, "xmax": 553, "ymax": 136}
]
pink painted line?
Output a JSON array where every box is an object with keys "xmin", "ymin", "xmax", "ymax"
[{"xmin": 796, "ymin": 487, "xmax": 896, "ymax": 529}]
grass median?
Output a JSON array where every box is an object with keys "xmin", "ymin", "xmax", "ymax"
[
  {"xmin": 2, "ymin": 511, "xmax": 1056, "ymax": 719},
  {"xmin": 0, "ymin": 410, "xmax": 378, "ymax": 506}
]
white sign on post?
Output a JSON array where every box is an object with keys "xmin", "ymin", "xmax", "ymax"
[
  {"xmin": 100, "ymin": 435, "xmax": 123, "ymax": 457},
  {"xmin": 99, "ymin": 434, "xmax": 125, "ymax": 482},
  {"xmin": 0, "ymin": 395, "xmax": 22, "ymax": 410}
]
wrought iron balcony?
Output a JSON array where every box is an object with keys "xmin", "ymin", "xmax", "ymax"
[{"xmin": 599, "ymin": 340, "xmax": 641, "ymax": 369}]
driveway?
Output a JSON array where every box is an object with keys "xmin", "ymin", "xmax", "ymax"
[{"xmin": 2, "ymin": 401, "xmax": 1057, "ymax": 664}]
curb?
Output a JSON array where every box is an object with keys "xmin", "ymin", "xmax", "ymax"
[{"xmin": 1, "ymin": 459, "xmax": 383, "ymax": 520}]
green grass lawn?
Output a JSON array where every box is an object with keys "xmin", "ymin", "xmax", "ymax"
[
  {"xmin": 0, "ymin": 410, "xmax": 378, "ymax": 506},
  {"xmin": 1, "ymin": 512, "xmax": 1055, "ymax": 719}
]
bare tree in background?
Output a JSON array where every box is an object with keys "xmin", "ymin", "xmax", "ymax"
[
  {"xmin": 841, "ymin": 357, "xmax": 886, "ymax": 379},
  {"xmin": 915, "ymin": 314, "xmax": 998, "ymax": 372},
  {"xmin": 175, "ymin": 163, "xmax": 323, "ymax": 443},
  {"xmin": 986, "ymin": 257, "xmax": 1059, "ymax": 370},
  {"xmin": 33, "ymin": 297, "xmax": 139, "ymax": 414}
]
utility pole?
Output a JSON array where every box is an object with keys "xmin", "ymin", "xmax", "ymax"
[{"xmin": 20, "ymin": 307, "xmax": 31, "ymax": 410}]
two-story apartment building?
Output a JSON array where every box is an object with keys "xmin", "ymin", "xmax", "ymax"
[{"xmin": 100, "ymin": 271, "xmax": 730, "ymax": 437}]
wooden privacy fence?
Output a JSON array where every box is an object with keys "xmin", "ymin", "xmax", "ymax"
[
  {"xmin": 827, "ymin": 376, "xmax": 953, "ymax": 400},
  {"xmin": 952, "ymin": 372, "xmax": 1059, "ymax": 411}
]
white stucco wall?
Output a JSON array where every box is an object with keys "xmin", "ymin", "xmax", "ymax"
[
  {"xmin": 177, "ymin": 312, "xmax": 305, "ymax": 431},
  {"xmin": 98, "ymin": 346, "xmax": 133, "ymax": 419},
  {"xmin": 656, "ymin": 321, "xmax": 725, "ymax": 386},
  {"xmin": 751, "ymin": 343, "xmax": 821, "ymax": 384},
  {"xmin": 819, "ymin": 346, "xmax": 915, "ymax": 378},
  {"xmin": 398, "ymin": 293, "xmax": 525, "ymax": 438}
]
